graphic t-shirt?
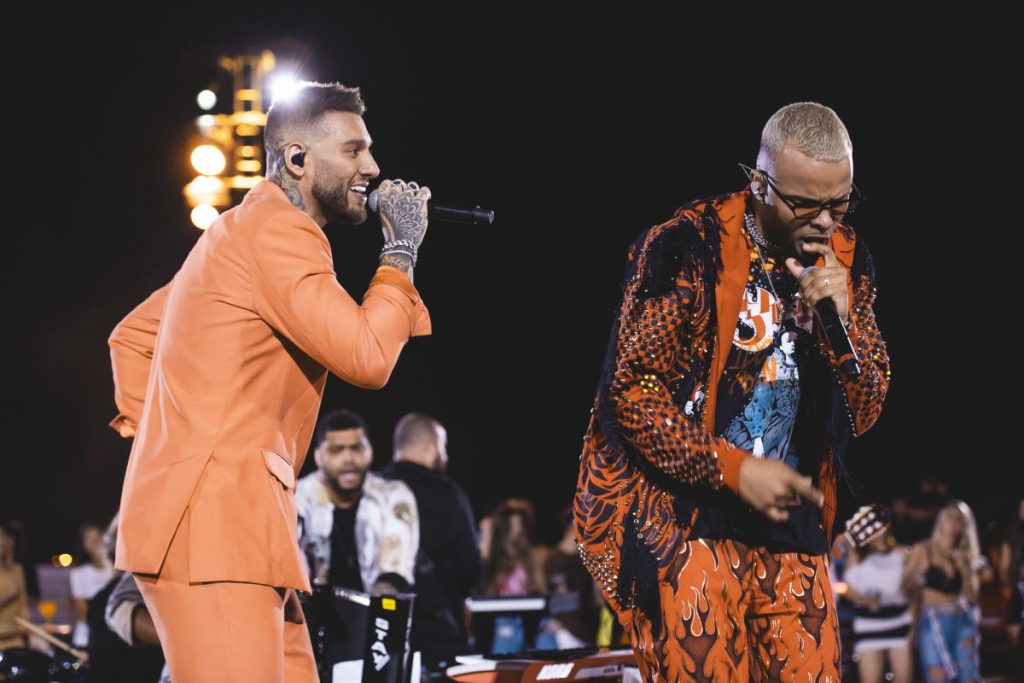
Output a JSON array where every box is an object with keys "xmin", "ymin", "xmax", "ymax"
[{"xmin": 689, "ymin": 249, "xmax": 827, "ymax": 554}]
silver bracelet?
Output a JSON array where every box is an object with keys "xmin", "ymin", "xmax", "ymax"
[
  {"xmin": 382, "ymin": 239, "xmax": 418, "ymax": 255},
  {"xmin": 380, "ymin": 247, "xmax": 416, "ymax": 266},
  {"xmin": 381, "ymin": 238, "xmax": 418, "ymax": 266}
]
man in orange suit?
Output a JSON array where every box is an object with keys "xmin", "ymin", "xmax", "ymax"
[{"xmin": 108, "ymin": 82, "xmax": 432, "ymax": 681}]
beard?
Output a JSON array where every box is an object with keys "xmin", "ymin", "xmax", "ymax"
[
  {"xmin": 313, "ymin": 171, "xmax": 367, "ymax": 225},
  {"xmin": 326, "ymin": 469, "xmax": 367, "ymax": 496}
]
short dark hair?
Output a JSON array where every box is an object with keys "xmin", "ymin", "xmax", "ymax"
[
  {"xmin": 265, "ymin": 81, "xmax": 366, "ymax": 169},
  {"xmin": 393, "ymin": 413, "xmax": 440, "ymax": 452},
  {"xmin": 315, "ymin": 409, "xmax": 369, "ymax": 446}
]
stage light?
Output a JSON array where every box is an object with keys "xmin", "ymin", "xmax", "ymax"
[
  {"xmin": 191, "ymin": 204, "xmax": 220, "ymax": 230},
  {"xmin": 229, "ymin": 176, "xmax": 260, "ymax": 189},
  {"xmin": 236, "ymin": 88, "xmax": 260, "ymax": 103},
  {"xmin": 183, "ymin": 175, "xmax": 227, "ymax": 204},
  {"xmin": 196, "ymin": 114, "xmax": 216, "ymax": 133},
  {"xmin": 184, "ymin": 51, "xmax": 277, "ymax": 227},
  {"xmin": 234, "ymin": 111, "xmax": 266, "ymax": 126},
  {"xmin": 269, "ymin": 74, "xmax": 303, "ymax": 104},
  {"xmin": 196, "ymin": 89, "xmax": 217, "ymax": 111},
  {"xmin": 57, "ymin": 553, "xmax": 73, "ymax": 567},
  {"xmin": 190, "ymin": 144, "xmax": 226, "ymax": 176}
]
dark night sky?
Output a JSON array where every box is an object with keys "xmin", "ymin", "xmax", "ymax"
[{"xmin": 3, "ymin": 5, "xmax": 1020, "ymax": 560}]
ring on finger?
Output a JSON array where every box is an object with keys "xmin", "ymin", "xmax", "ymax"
[{"xmin": 822, "ymin": 275, "xmax": 830, "ymax": 287}]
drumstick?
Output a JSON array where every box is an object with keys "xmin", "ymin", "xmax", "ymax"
[{"xmin": 13, "ymin": 617, "xmax": 88, "ymax": 661}]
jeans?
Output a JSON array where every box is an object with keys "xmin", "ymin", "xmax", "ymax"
[{"xmin": 917, "ymin": 603, "xmax": 979, "ymax": 683}]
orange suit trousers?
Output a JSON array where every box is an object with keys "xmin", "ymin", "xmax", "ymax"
[{"xmin": 136, "ymin": 509, "xmax": 318, "ymax": 682}]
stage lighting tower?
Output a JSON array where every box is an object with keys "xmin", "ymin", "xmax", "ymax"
[{"xmin": 183, "ymin": 50, "xmax": 280, "ymax": 230}]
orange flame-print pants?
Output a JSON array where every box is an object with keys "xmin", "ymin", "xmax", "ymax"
[{"xmin": 624, "ymin": 538, "xmax": 840, "ymax": 682}]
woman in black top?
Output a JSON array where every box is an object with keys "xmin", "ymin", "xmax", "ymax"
[{"xmin": 902, "ymin": 500, "xmax": 981, "ymax": 683}]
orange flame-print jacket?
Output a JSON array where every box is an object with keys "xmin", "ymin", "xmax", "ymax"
[{"xmin": 574, "ymin": 188, "xmax": 890, "ymax": 625}]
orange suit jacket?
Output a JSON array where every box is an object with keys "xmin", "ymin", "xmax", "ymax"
[{"xmin": 108, "ymin": 180, "xmax": 430, "ymax": 593}]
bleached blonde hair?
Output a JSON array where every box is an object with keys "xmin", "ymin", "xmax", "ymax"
[
  {"xmin": 758, "ymin": 102, "xmax": 852, "ymax": 165},
  {"xmin": 932, "ymin": 499, "xmax": 981, "ymax": 569}
]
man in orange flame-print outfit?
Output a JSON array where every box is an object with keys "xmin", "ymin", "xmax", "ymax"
[{"xmin": 575, "ymin": 102, "xmax": 890, "ymax": 682}]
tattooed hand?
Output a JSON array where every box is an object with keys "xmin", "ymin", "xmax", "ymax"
[{"xmin": 376, "ymin": 179, "xmax": 431, "ymax": 272}]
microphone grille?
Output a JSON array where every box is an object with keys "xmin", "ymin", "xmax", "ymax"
[{"xmin": 367, "ymin": 188, "xmax": 379, "ymax": 214}]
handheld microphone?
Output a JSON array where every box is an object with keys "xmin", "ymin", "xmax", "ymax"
[
  {"xmin": 367, "ymin": 189, "xmax": 495, "ymax": 226},
  {"xmin": 799, "ymin": 253, "xmax": 860, "ymax": 377},
  {"xmin": 816, "ymin": 297, "xmax": 861, "ymax": 377}
]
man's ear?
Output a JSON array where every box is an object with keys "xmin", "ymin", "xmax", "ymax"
[
  {"xmin": 283, "ymin": 142, "xmax": 307, "ymax": 177},
  {"xmin": 750, "ymin": 170, "xmax": 767, "ymax": 202}
]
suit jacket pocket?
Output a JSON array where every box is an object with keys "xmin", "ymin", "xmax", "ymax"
[{"xmin": 262, "ymin": 449, "xmax": 296, "ymax": 490}]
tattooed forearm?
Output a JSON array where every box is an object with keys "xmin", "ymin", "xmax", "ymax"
[{"xmin": 380, "ymin": 252, "xmax": 415, "ymax": 281}]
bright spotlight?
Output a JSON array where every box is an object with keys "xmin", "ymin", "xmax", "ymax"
[
  {"xmin": 183, "ymin": 174, "xmax": 228, "ymax": 207},
  {"xmin": 196, "ymin": 115, "xmax": 216, "ymax": 133},
  {"xmin": 191, "ymin": 205, "xmax": 220, "ymax": 230},
  {"xmin": 191, "ymin": 144, "xmax": 226, "ymax": 176},
  {"xmin": 188, "ymin": 175, "xmax": 223, "ymax": 196},
  {"xmin": 269, "ymin": 75, "xmax": 304, "ymax": 104},
  {"xmin": 58, "ymin": 553, "xmax": 73, "ymax": 567},
  {"xmin": 196, "ymin": 89, "xmax": 217, "ymax": 111}
]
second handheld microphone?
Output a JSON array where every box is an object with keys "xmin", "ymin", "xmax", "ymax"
[{"xmin": 367, "ymin": 189, "xmax": 495, "ymax": 226}]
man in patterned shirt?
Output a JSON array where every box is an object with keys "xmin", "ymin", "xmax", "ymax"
[{"xmin": 575, "ymin": 102, "xmax": 890, "ymax": 682}]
